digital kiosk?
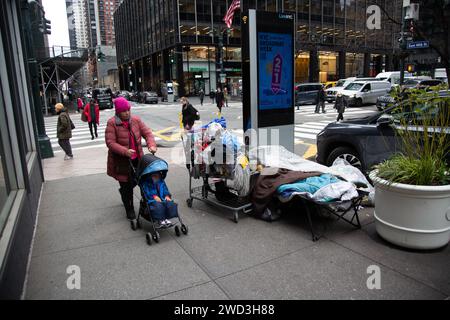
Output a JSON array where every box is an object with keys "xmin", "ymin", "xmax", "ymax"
[{"xmin": 242, "ymin": 10, "xmax": 295, "ymax": 153}]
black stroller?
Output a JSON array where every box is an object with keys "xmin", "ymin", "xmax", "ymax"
[{"xmin": 130, "ymin": 154, "xmax": 188, "ymax": 246}]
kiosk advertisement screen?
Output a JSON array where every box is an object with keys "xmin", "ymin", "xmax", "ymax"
[{"xmin": 258, "ymin": 32, "xmax": 293, "ymax": 111}]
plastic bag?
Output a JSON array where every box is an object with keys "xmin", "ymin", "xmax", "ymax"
[{"xmin": 331, "ymin": 158, "xmax": 375, "ymax": 206}]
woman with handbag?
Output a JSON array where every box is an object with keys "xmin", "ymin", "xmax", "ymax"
[
  {"xmin": 180, "ymin": 96, "xmax": 200, "ymax": 131},
  {"xmin": 105, "ymin": 97, "xmax": 157, "ymax": 222},
  {"xmin": 55, "ymin": 103, "xmax": 74, "ymax": 160}
]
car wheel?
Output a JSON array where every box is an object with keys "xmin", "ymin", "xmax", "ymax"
[
  {"xmin": 326, "ymin": 146, "xmax": 363, "ymax": 170},
  {"xmin": 355, "ymin": 98, "xmax": 363, "ymax": 108}
]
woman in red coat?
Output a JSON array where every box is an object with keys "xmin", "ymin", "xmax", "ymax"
[
  {"xmin": 105, "ymin": 97, "xmax": 157, "ymax": 221},
  {"xmin": 84, "ymin": 99, "xmax": 100, "ymax": 140}
]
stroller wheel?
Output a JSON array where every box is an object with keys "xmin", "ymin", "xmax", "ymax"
[
  {"xmin": 130, "ymin": 219, "xmax": 138, "ymax": 231},
  {"xmin": 181, "ymin": 224, "xmax": 188, "ymax": 235},
  {"xmin": 174, "ymin": 226, "xmax": 181, "ymax": 237},
  {"xmin": 152, "ymin": 232, "xmax": 160, "ymax": 243},
  {"xmin": 146, "ymin": 233, "xmax": 152, "ymax": 246},
  {"xmin": 186, "ymin": 198, "xmax": 193, "ymax": 208},
  {"xmin": 136, "ymin": 219, "xmax": 142, "ymax": 229}
]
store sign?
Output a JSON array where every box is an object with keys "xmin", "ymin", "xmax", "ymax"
[
  {"xmin": 189, "ymin": 67, "xmax": 207, "ymax": 72},
  {"xmin": 258, "ymin": 32, "xmax": 293, "ymax": 111}
]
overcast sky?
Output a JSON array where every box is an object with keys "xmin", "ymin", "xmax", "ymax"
[{"xmin": 42, "ymin": 0, "xmax": 70, "ymax": 47}]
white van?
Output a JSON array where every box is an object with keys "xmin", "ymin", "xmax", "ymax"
[
  {"xmin": 340, "ymin": 80, "xmax": 391, "ymax": 107},
  {"xmin": 434, "ymin": 68, "xmax": 448, "ymax": 83},
  {"xmin": 376, "ymin": 71, "xmax": 412, "ymax": 86},
  {"xmin": 325, "ymin": 77, "xmax": 377, "ymax": 102}
]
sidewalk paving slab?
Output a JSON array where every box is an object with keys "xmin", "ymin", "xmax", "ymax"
[
  {"xmin": 174, "ymin": 214, "xmax": 316, "ymax": 279},
  {"xmin": 31, "ymin": 205, "xmax": 139, "ymax": 258},
  {"xmin": 26, "ymin": 236, "xmax": 211, "ymax": 300},
  {"xmin": 152, "ymin": 282, "xmax": 229, "ymax": 300},
  {"xmin": 215, "ymin": 239, "xmax": 446, "ymax": 300},
  {"xmin": 326, "ymin": 223, "xmax": 450, "ymax": 296}
]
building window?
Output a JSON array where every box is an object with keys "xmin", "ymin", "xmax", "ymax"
[
  {"xmin": 0, "ymin": 30, "xmax": 20, "ymax": 235},
  {"xmin": 319, "ymin": 51, "xmax": 338, "ymax": 82},
  {"xmin": 346, "ymin": 52, "xmax": 364, "ymax": 77},
  {"xmin": 295, "ymin": 51, "xmax": 310, "ymax": 83}
]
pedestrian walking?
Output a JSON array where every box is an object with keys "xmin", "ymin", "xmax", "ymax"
[
  {"xmin": 55, "ymin": 103, "xmax": 74, "ymax": 160},
  {"xmin": 215, "ymin": 87, "xmax": 225, "ymax": 114},
  {"xmin": 181, "ymin": 97, "xmax": 200, "ymax": 131},
  {"xmin": 77, "ymin": 97, "xmax": 84, "ymax": 113},
  {"xmin": 84, "ymin": 99, "xmax": 100, "ymax": 140},
  {"xmin": 199, "ymin": 88, "xmax": 205, "ymax": 106},
  {"xmin": 105, "ymin": 97, "xmax": 157, "ymax": 222},
  {"xmin": 223, "ymin": 87, "xmax": 229, "ymax": 108},
  {"xmin": 210, "ymin": 89, "xmax": 216, "ymax": 104},
  {"xmin": 334, "ymin": 93, "xmax": 347, "ymax": 122},
  {"xmin": 315, "ymin": 86, "xmax": 326, "ymax": 114}
]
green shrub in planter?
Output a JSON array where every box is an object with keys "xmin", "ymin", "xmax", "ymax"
[{"xmin": 375, "ymin": 89, "xmax": 450, "ymax": 186}]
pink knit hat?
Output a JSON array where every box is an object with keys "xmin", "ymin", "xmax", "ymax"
[{"xmin": 114, "ymin": 97, "xmax": 131, "ymax": 114}]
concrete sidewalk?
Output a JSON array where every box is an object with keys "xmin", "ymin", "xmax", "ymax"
[{"xmin": 24, "ymin": 146, "xmax": 450, "ymax": 300}]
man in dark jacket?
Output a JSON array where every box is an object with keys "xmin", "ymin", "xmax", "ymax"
[
  {"xmin": 181, "ymin": 97, "xmax": 200, "ymax": 130},
  {"xmin": 215, "ymin": 88, "xmax": 225, "ymax": 114},
  {"xmin": 334, "ymin": 93, "xmax": 347, "ymax": 122},
  {"xmin": 315, "ymin": 86, "xmax": 326, "ymax": 114}
]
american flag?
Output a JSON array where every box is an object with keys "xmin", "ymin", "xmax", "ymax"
[{"xmin": 223, "ymin": 0, "xmax": 241, "ymax": 29}]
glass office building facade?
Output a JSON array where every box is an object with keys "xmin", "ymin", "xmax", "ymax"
[
  {"xmin": 115, "ymin": 0, "xmax": 401, "ymax": 96},
  {"xmin": 0, "ymin": 0, "xmax": 45, "ymax": 299}
]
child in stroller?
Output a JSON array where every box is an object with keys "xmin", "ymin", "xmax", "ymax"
[
  {"xmin": 132, "ymin": 154, "xmax": 188, "ymax": 245},
  {"xmin": 142, "ymin": 171, "xmax": 177, "ymax": 228}
]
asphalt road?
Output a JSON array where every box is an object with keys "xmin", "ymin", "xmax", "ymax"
[{"xmin": 45, "ymin": 97, "xmax": 379, "ymax": 159}]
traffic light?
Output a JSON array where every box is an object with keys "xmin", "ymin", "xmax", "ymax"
[
  {"xmin": 37, "ymin": 15, "xmax": 51, "ymax": 35},
  {"xmin": 407, "ymin": 64, "xmax": 415, "ymax": 73},
  {"xmin": 97, "ymin": 51, "xmax": 105, "ymax": 62},
  {"xmin": 169, "ymin": 52, "xmax": 175, "ymax": 64}
]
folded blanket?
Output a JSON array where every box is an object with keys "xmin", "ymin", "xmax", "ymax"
[
  {"xmin": 251, "ymin": 168, "xmax": 322, "ymax": 215},
  {"xmin": 277, "ymin": 174, "xmax": 358, "ymax": 203}
]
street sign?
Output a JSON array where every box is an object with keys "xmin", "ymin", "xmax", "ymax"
[{"xmin": 407, "ymin": 41, "xmax": 429, "ymax": 49}]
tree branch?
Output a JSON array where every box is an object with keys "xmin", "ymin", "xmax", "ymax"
[{"xmin": 378, "ymin": 3, "xmax": 402, "ymax": 26}]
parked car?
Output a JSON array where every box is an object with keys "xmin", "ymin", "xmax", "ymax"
[
  {"xmin": 323, "ymin": 81, "xmax": 337, "ymax": 90},
  {"xmin": 340, "ymin": 80, "xmax": 391, "ymax": 107},
  {"xmin": 403, "ymin": 78, "xmax": 443, "ymax": 90},
  {"xmin": 117, "ymin": 90, "xmax": 131, "ymax": 100},
  {"xmin": 295, "ymin": 83, "xmax": 323, "ymax": 106},
  {"xmin": 316, "ymin": 91, "xmax": 450, "ymax": 172},
  {"xmin": 142, "ymin": 91, "xmax": 158, "ymax": 104},
  {"xmin": 130, "ymin": 91, "xmax": 141, "ymax": 102},
  {"xmin": 92, "ymin": 88, "xmax": 113, "ymax": 109},
  {"xmin": 376, "ymin": 79, "xmax": 444, "ymax": 111}
]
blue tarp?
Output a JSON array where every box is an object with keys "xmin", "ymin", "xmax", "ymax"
[{"xmin": 201, "ymin": 117, "xmax": 227, "ymax": 129}]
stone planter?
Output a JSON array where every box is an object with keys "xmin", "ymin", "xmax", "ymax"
[{"xmin": 370, "ymin": 170, "xmax": 450, "ymax": 250}]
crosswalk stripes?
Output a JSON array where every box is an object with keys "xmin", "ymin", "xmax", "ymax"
[
  {"xmin": 44, "ymin": 118, "xmax": 162, "ymax": 153},
  {"xmin": 295, "ymin": 104, "xmax": 375, "ymax": 118}
]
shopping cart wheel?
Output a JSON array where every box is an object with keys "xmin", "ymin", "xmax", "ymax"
[
  {"xmin": 181, "ymin": 224, "xmax": 188, "ymax": 235},
  {"xmin": 186, "ymin": 198, "xmax": 193, "ymax": 208},
  {"xmin": 130, "ymin": 219, "xmax": 138, "ymax": 231},
  {"xmin": 152, "ymin": 232, "xmax": 160, "ymax": 243},
  {"xmin": 174, "ymin": 226, "xmax": 181, "ymax": 237},
  {"xmin": 146, "ymin": 233, "xmax": 152, "ymax": 246},
  {"xmin": 233, "ymin": 212, "xmax": 239, "ymax": 224}
]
